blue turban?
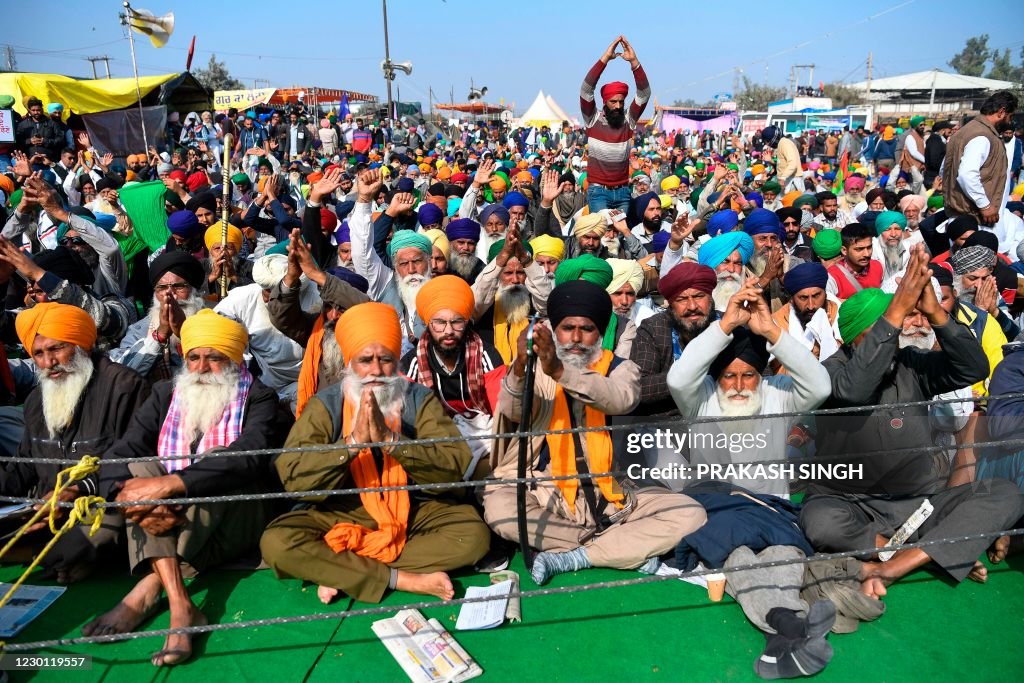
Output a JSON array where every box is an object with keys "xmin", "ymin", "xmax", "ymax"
[
  {"xmin": 628, "ymin": 191, "xmax": 661, "ymax": 227},
  {"xmin": 783, "ymin": 262, "xmax": 829, "ymax": 295},
  {"xmin": 479, "ymin": 204, "xmax": 510, "ymax": 228},
  {"xmin": 445, "ymin": 218, "xmax": 481, "ymax": 242},
  {"xmin": 46, "ymin": 102, "xmax": 63, "ymax": 114},
  {"xmin": 334, "ymin": 221, "xmax": 351, "ymax": 244},
  {"xmin": 387, "ymin": 229, "xmax": 432, "ymax": 261},
  {"xmin": 649, "ymin": 231, "xmax": 670, "ymax": 254},
  {"xmin": 823, "ymin": 171, "xmax": 837, "ymax": 181},
  {"xmin": 335, "ymin": 200, "xmax": 355, "ymax": 222},
  {"xmin": 698, "ymin": 232, "xmax": 755, "ymax": 269},
  {"xmin": 706, "ymin": 209, "xmax": 740, "ymax": 237},
  {"xmin": 502, "ymin": 191, "xmax": 529, "ymax": 209},
  {"xmin": 325, "ymin": 266, "xmax": 370, "ymax": 294},
  {"xmin": 418, "ymin": 203, "xmax": 444, "ymax": 227},
  {"xmin": 743, "ymin": 208, "xmax": 784, "ymax": 241},
  {"xmin": 396, "ymin": 177, "xmax": 415, "ymax": 193},
  {"xmin": 91, "ymin": 212, "xmax": 117, "ymax": 231},
  {"xmin": 167, "ymin": 210, "xmax": 202, "ymax": 238},
  {"xmin": 744, "ymin": 192, "xmax": 764, "ymax": 209},
  {"xmin": 447, "ymin": 197, "xmax": 462, "ymax": 217}
]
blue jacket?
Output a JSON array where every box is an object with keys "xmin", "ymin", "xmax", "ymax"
[
  {"xmin": 987, "ymin": 346, "xmax": 1024, "ymax": 446},
  {"xmin": 873, "ymin": 138, "xmax": 896, "ymax": 161}
]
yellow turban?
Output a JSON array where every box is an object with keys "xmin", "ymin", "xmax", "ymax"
[
  {"xmin": 418, "ymin": 163, "xmax": 431, "ymax": 173},
  {"xmin": 659, "ymin": 194, "xmax": 672, "ymax": 209},
  {"xmin": 336, "ymin": 302, "xmax": 402, "ymax": 362},
  {"xmin": 415, "ymin": 275, "xmax": 475, "ymax": 323},
  {"xmin": 180, "ymin": 309, "xmax": 249, "ymax": 364},
  {"xmin": 16, "ymin": 303, "xmax": 97, "ymax": 353},
  {"xmin": 660, "ymin": 175, "xmax": 681, "ymax": 191},
  {"xmin": 530, "ymin": 234, "xmax": 565, "ymax": 261},
  {"xmin": 573, "ymin": 212, "xmax": 606, "ymax": 238},
  {"xmin": 205, "ymin": 222, "xmax": 243, "ymax": 252},
  {"xmin": 751, "ymin": 164, "xmax": 765, "ymax": 177},
  {"xmin": 422, "ymin": 228, "xmax": 450, "ymax": 258},
  {"xmin": 606, "ymin": 258, "xmax": 645, "ymax": 295},
  {"xmin": 435, "ymin": 159, "xmax": 447, "ymax": 169},
  {"xmin": 1013, "ymin": 182, "xmax": 1024, "ymax": 200}
]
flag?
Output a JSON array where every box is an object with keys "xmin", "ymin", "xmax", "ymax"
[
  {"xmin": 832, "ymin": 150, "xmax": 849, "ymax": 196},
  {"xmin": 128, "ymin": 8, "xmax": 175, "ymax": 48},
  {"xmin": 186, "ymin": 35, "xmax": 196, "ymax": 71},
  {"xmin": 339, "ymin": 93, "xmax": 350, "ymax": 119}
]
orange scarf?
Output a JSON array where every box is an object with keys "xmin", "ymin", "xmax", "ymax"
[
  {"xmin": 324, "ymin": 399, "xmax": 410, "ymax": 563},
  {"xmin": 296, "ymin": 316, "xmax": 325, "ymax": 419},
  {"xmin": 545, "ymin": 350, "xmax": 623, "ymax": 513}
]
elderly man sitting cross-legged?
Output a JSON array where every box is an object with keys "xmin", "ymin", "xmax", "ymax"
[
  {"xmin": 260, "ymin": 302, "xmax": 490, "ymax": 605},
  {"xmin": 83, "ymin": 310, "xmax": 288, "ymax": 667}
]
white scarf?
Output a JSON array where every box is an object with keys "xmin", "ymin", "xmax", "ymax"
[{"xmin": 789, "ymin": 306, "xmax": 840, "ymax": 361}]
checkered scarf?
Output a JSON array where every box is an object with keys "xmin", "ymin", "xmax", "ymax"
[
  {"xmin": 157, "ymin": 365, "xmax": 253, "ymax": 472},
  {"xmin": 414, "ymin": 328, "xmax": 491, "ymax": 416}
]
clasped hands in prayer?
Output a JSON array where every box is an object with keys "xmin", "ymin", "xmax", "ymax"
[{"xmin": 348, "ymin": 386, "xmax": 395, "ymax": 453}]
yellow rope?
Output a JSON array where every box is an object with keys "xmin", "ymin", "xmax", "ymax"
[{"xmin": 0, "ymin": 456, "xmax": 104, "ymax": 611}]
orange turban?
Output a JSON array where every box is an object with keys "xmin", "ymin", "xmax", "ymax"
[
  {"xmin": 437, "ymin": 167, "xmax": 452, "ymax": 181},
  {"xmin": 180, "ymin": 309, "xmax": 249, "ymax": 364},
  {"xmin": 781, "ymin": 190, "xmax": 802, "ymax": 208},
  {"xmin": 415, "ymin": 275, "xmax": 475, "ymax": 323},
  {"xmin": 205, "ymin": 222, "xmax": 243, "ymax": 252},
  {"xmin": 336, "ymin": 302, "xmax": 402, "ymax": 362},
  {"xmin": 16, "ymin": 303, "xmax": 97, "ymax": 353},
  {"xmin": 489, "ymin": 176, "xmax": 508, "ymax": 191},
  {"xmin": 515, "ymin": 170, "xmax": 532, "ymax": 184},
  {"xmin": 307, "ymin": 171, "xmax": 324, "ymax": 184}
]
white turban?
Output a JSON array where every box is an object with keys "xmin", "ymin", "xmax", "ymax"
[
  {"xmin": 252, "ymin": 254, "xmax": 289, "ymax": 290},
  {"xmin": 606, "ymin": 258, "xmax": 645, "ymax": 295}
]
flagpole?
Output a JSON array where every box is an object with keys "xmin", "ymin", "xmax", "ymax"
[{"xmin": 121, "ymin": 2, "xmax": 150, "ymax": 155}]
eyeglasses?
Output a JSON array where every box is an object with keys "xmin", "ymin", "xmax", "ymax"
[
  {"xmin": 59, "ymin": 236, "xmax": 86, "ymax": 246},
  {"xmin": 429, "ymin": 318, "xmax": 467, "ymax": 333},
  {"xmin": 154, "ymin": 282, "xmax": 192, "ymax": 294}
]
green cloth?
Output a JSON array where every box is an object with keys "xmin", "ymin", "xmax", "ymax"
[
  {"xmin": 554, "ymin": 254, "xmax": 613, "ymax": 287},
  {"xmin": 266, "ymin": 240, "xmax": 290, "ymax": 256},
  {"xmin": 8, "ymin": 189, "xmax": 22, "ymax": 209},
  {"xmin": 487, "ymin": 239, "xmax": 533, "ymax": 263},
  {"xmin": 113, "ymin": 231, "xmax": 147, "ymax": 279},
  {"xmin": 0, "ymin": 95, "xmax": 14, "ymax": 109},
  {"xmin": 794, "ymin": 194, "xmax": 818, "ymax": 209},
  {"xmin": 838, "ymin": 288, "xmax": 893, "ymax": 343},
  {"xmin": 812, "ymin": 229, "xmax": 842, "ymax": 259},
  {"xmin": 928, "ymin": 195, "xmax": 944, "ymax": 209},
  {"xmin": 387, "ymin": 229, "xmax": 432, "ymax": 261},
  {"xmin": 118, "ymin": 180, "xmax": 170, "ymax": 251},
  {"xmin": 875, "ymin": 210, "xmax": 907, "ymax": 235},
  {"xmin": 910, "ymin": 116, "xmax": 925, "ymax": 128}
]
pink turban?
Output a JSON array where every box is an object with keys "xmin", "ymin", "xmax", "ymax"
[
  {"xmin": 600, "ymin": 81, "xmax": 629, "ymax": 100},
  {"xmin": 844, "ymin": 176, "xmax": 866, "ymax": 192},
  {"xmin": 899, "ymin": 194, "xmax": 926, "ymax": 212}
]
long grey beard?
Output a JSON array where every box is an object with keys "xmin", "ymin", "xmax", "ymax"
[
  {"xmin": 882, "ymin": 242, "xmax": 904, "ymax": 275},
  {"xmin": 341, "ymin": 370, "xmax": 405, "ymax": 421},
  {"xmin": 148, "ymin": 292, "xmax": 206, "ymax": 332},
  {"xmin": 38, "ymin": 347, "xmax": 95, "ymax": 439},
  {"xmin": 601, "ymin": 236, "xmax": 621, "ymax": 257},
  {"xmin": 555, "ymin": 341, "xmax": 601, "ymax": 369},
  {"xmin": 320, "ymin": 319, "xmax": 345, "ymax": 386},
  {"xmin": 449, "ymin": 252, "xmax": 480, "ymax": 279},
  {"xmin": 899, "ymin": 327, "xmax": 936, "ymax": 350},
  {"xmin": 497, "ymin": 283, "xmax": 531, "ymax": 325},
  {"xmin": 174, "ymin": 363, "xmax": 241, "ymax": 439},
  {"xmin": 748, "ymin": 249, "xmax": 769, "ymax": 276},
  {"xmin": 713, "ymin": 272, "xmax": 743, "ymax": 311},
  {"xmin": 397, "ymin": 272, "xmax": 431, "ymax": 316}
]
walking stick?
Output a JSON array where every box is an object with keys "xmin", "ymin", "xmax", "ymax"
[
  {"xmin": 218, "ymin": 133, "xmax": 233, "ymax": 299},
  {"xmin": 516, "ymin": 315, "xmax": 541, "ymax": 570}
]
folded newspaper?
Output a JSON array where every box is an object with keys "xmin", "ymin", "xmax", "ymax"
[
  {"xmin": 372, "ymin": 609, "xmax": 483, "ymax": 682},
  {"xmin": 0, "ymin": 583, "xmax": 67, "ymax": 638}
]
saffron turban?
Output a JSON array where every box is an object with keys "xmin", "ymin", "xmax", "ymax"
[
  {"xmin": 445, "ymin": 218, "xmax": 481, "ymax": 242},
  {"xmin": 555, "ymin": 254, "xmax": 613, "ymax": 287},
  {"xmin": 844, "ymin": 176, "xmax": 866, "ymax": 192},
  {"xmin": 479, "ymin": 204, "xmax": 510, "ymax": 228},
  {"xmin": 488, "ymin": 175, "xmax": 508, "ymax": 191},
  {"xmin": 874, "ymin": 210, "xmax": 907, "ymax": 235},
  {"xmin": 387, "ymin": 229, "xmax": 432, "ymax": 261},
  {"xmin": 649, "ymin": 231, "xmax": 670, "ymax": 254},
  {"xmin": 658, "ymin": 262, "xmax": 717, "ymax": 300},
  {"xmin": 167, "ymin": 210, "xmax": 202, "ymax": 238},
  {"xmin": 180, "ymin": 309, "xmax": 249, "ymax": 365},
  {"xmin": 417, "ymin": 203, "xmax": 444, "ymax": 227},
  {"xmin": 838, "ymin": 288, "xmax": 892, "ymax": 343},
  {"xmin": 600, "ymin": 81, "xmax": 629, "ymax": 101},
  {"xmin": 781, "ymin": 190, "xmax": 802, "ymax": 207},
  {"xmin": 422, "ymin": 228, "xmax": 450, "ymax": 258},
  {"xmin": 606, "ymin": 258, "xmax": 645, "ymax": 295},
  {"xmin": 899, "ymin": 194, "xmax": 926, "ymax": 213},
  {"xmin": 16, "ymin": 303, "xmax": 97, "ymax": 353},
  {"xmin": 660, "ymin": 175, "xmax": 681, "ymax": 191},
  {"xmin": 698, "ymin": 232, "xmax": 754, "ymax": 269},
  {"xmin": 783, "ymin": 262, "xmax": 829, "ymax": 296},
  {"xmin": 548, "ymin": 280, "xmax": 612, "ymax": 334},
  {"xmin": 204, "ymin": 223, "xmax": 243, "ymax": 252},
  {"xmin": 812, "ymin": 229, "xmax": 842, "ymax": 259},
  {"xmin": 503, "ymin": 191, "xmax": 530, "ymax": 208},
  {"xmin": 743, "ymin": 208, "xmax": 785, "ymax": 241},
  {"xmin": 336, "ymin": 302, "xmax": 402, "ymax": 361},
  {"xmin": 415, "ymin": 275, "xmax": 475, "ymax": 322},
  {"xmin": 573, "ymin": 212, "xmax": 607, "ymax": 238},
  {"xmin": 529, "ymin": 234, "xmax": 565, "ymax": 261},
  {"xmin": 706, "ymin": 209, "xmax": 740, "ymax": 237},
  {"xmin": 252, "ymin": 254, "xmax": 289, "ymax": 289}
]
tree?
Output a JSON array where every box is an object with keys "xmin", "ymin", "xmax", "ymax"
[
  {"xmin": 948, "ymin": 34, "xmax": 991, "ymax": 77},
  {"xmin": 734, "ymin": 76, "xmax": 786, "ymax": 111},
  {"xmin": 670, "ymin": 97, "xmax": 716, "ymax": 108},
  {"xmin": 193, "ymin": 55, "xmax": 245, "ymax": 91},
  {"xmin": 987, "ymin": 48, "xmax": 1024, "ymax": 83},
  {"xmin": 822, "ymin": 83, "xmax": 861, "ymax": 108}
]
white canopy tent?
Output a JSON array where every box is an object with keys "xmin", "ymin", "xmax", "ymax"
[{"xmin": 518, "ymin": 90, "xmax": 574, "ymax": 128}]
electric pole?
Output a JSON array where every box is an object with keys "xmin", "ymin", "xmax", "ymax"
[
  {"xmin": 865, "ymin": 52, "xmax": 873, "ymax": 99},
  {"xmin": 3, "ymin": 46, "xmax": 17, "ymax": 72},
  {"xmin": 85, "ymin": 56, "xmax": 112, "ymax": 79}
]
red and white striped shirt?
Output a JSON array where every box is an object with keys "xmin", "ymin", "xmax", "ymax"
[{"xmin": 580, "ymin": 59, "xmax": 650, "ymax": 187}]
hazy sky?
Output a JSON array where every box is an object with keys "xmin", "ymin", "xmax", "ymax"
[{"xmin": 5, "ymin": 0, "xmax": 1021, "ymax": 115}]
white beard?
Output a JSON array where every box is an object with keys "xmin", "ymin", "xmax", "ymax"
[
  {"xmin": 602, "ymin": 236, "xmax": 621, "ymax": 257},
  {"xmin": 38, "ymin": 347, "xmax": 95, "ymax": 439},
  {"xmin": 341, "ymin": 370, "xmax": 405, "ymax": 420},
  {"xmin": 882, "ymin": 242, "xmax": 904, "ymax": 275},
  {"xmin": 147, "ymin": 292, "xmax": 206, "ymax": 332},
  {"xmin": 899, "ymin": 326, "xmax": 936, "ymax": 350},
  {"xmin": 320, "ymin": 319, "xmax": 346, "ymax": 386},
  {"xmin": 477, "ymin": 232, "xmax": 505, "ymax": 262},
  {"xmin": 748, "ymin": 249, "xmax": 769, "ymax": 276},
  {"xmin": 555, "ymin": 341, "xmax": 601, "ymax": 369},
  {"xmin": 713, "ymin": 272, "xmax": 743, "ymax": 311},
  {"xmin": 397, "ymin": 272, "xmax": 431, "ymax": 315},
  {"xmin": 337, "ymin": 258, "xmax": 354, "ymax": 270},
  {"xmin": 174, "ymin": 363, "xmax": 241, "ymax": 440},
  {"xmin": 716, "ymin": 385, "xmax": 763, "ymax": 417},
  {"xmin": 449, "ymin": 251, "xmax": 479, "ymax": 279},
  {"xmin": 497, "ymin": 283, "xmax": 531, "ymax": 325}
]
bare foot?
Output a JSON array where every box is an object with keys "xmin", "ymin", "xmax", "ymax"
[
  {"xmin": 317, "ymin": 585, "xmax": 339, "ymax": 605},
  {"xmin": 151, "ymin": 605, "xmax": 207, "ymax": 667},
  {"xmin": 858, "ymin": 561, "xmax": 891, "ymax": 599},
  {"xmin": 395, "ymin": 571, "xmax": 455, "ymax": 600},
  {"xmin": 83, "ymin": 573, "xmax": 163, "ymax": 636},
  {"xmin": 57, "ymin": 561, "xmax": 94, "ymax": 585},
  {"xmin": 967, "ymin": 560, "xmax": 988, "ymax": 584},
  {"xmin": 988, "ymin": 536, "xmax": 1010, "ymax": 564}
]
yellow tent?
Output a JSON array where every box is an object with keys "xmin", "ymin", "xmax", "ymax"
[{"xmin": 0, "ymin": 72, "xmax": 180, "ymax": 117}]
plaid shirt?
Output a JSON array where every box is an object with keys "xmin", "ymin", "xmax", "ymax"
[{"xmin": 629, "ymin": 310, "xmax": 683, "ymax": 416}]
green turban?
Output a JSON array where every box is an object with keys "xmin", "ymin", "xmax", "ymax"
[
  {"xmin": 812, "ymin": 229, "xmax": 842, "ymax": 260},
  {"xmin": 231, "ymin": 172, "xmax": 250, "ymax": 185},
  {"xmin": 762, "ymin": 180, "xmax": 782, "ymax": 194},
  {"xmin": 554, "ymin": 254, "xmax": 613, "ymax": 288},
  {"xmin": 927, "ymin": 195, "xmax": 944, "ymax": 210},
  {"xmin": 9, "ymin": 189, "xmax": 22, "ymax": 209},
  {"xmin": 794, "ymin": 194, "xmax": 818, "ymax": 209},
  {"xmin": 874, "ymin": 210, "xmax": 907, "ymax": 235},
  {"xmin": 266, "ymin": 240, "xmax": 290, "ymax": 256},
  {"xmin": 838, "ymin": 288, "xmax": 893, "ymax": 343},
  {"xmin": 387, "ymin": 229, "xmax": 432, "ymax": 262},
  {"xmin": 910, "ymin": 116, "xmax": 925, "ymax": 128},
  {"xmin": 0, "ymin": 95, "xmax": 14, "ymax": 109},
  {"xmin": 487, "ymin": 239, "xmax": 533, "ymax": 263}
]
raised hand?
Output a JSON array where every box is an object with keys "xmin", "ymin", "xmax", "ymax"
[
  {"xmin": 668, "ymin": 212, "xmax": 693, "ymax": 250},
  {"xmin": 387, "ymin": 192, "xmax": 417, "ymax": 217},
  {"xmin": 619, "ymin": 36, "xmax": 637, "ymax": 65},
  {"xmin": 356, "ymin": 169, "xmax": 383, "ymax": 202},
  {"xmin": 719, "ymin": 279, "xmax": 762, "ymax": 335},
  {"xmin": 76, "ymin": 132, "xmax": 91, "ymax": 148},
  {"xmin": 472, "ymin": 158, "xmax": 495, "ymax": 188},
  {"xmin": 540, "ymin": 169, "xmax": 562, "ymax": 206},
  {"xmin": 757, "ymin": 245, "xmax": 785, "ymax": 285},
  {"xmin": 746, "ymin": 287, "xmax": 781, "ymax": 343},
  {"xmin": 311, "ymin": 167, "xmax": 345, "ymax": 203},
  {"xmin": 10, "ymin": 150, "xmax": 30, "ymax": 178},
  {"xmin": 601, "ymin": 36, "xmax": 624, "ymax": 64},
  {"xmin": 531, "ymin": 323, "xmax": 563, "ymax": 380}
]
